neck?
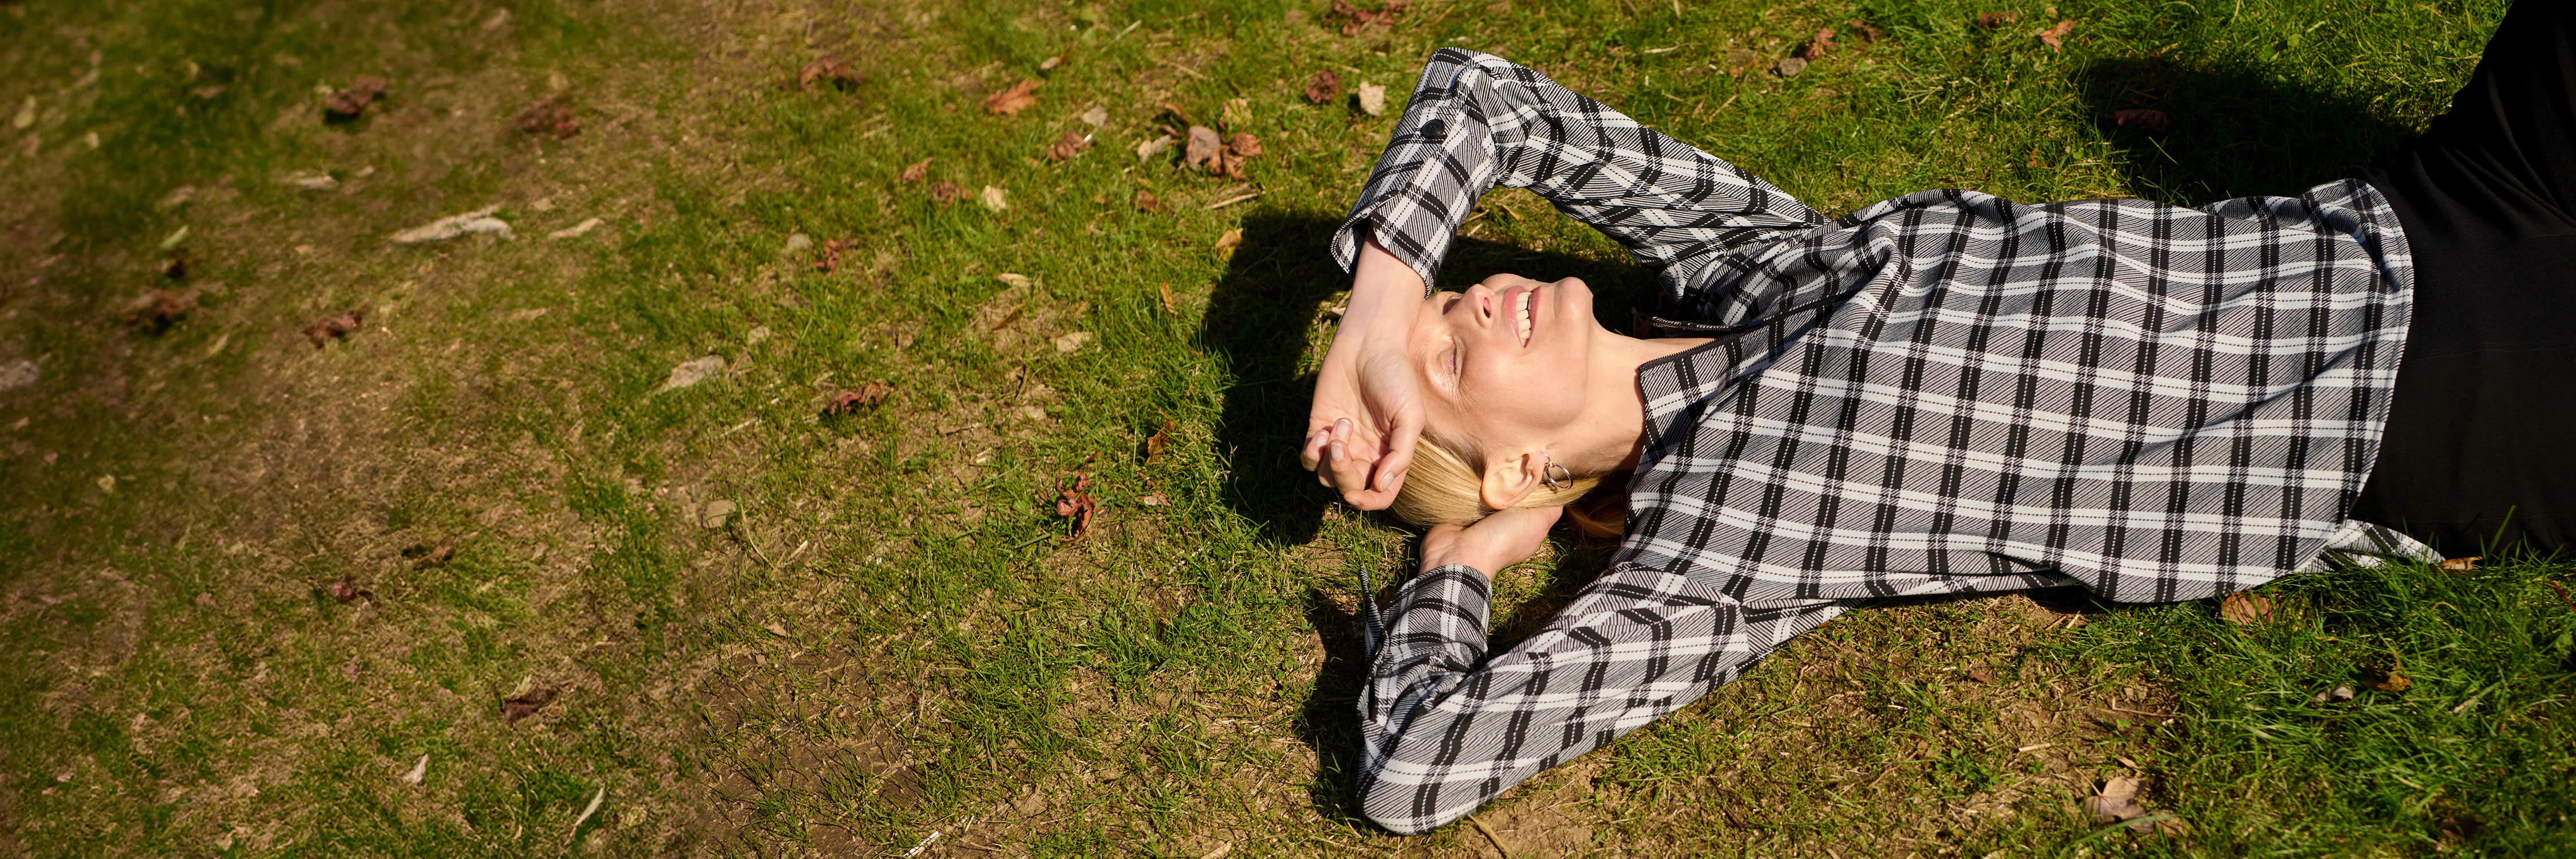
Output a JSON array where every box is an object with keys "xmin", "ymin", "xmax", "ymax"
[{"xmin": 1556, "ymin": 332, "xmax": 1709, "ymax": 477}]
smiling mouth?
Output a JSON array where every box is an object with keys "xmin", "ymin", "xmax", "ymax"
[{"xmin": 1513, "ymin": 288, "xmax": 1535, "ymax": 346}]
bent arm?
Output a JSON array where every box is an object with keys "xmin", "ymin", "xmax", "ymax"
[
  {"xmin": 1356, "ymin": 562, "xmax": 1848, "ymax": 834},
  {"xmin": 1330, "ymin": 48, "xmax": 1824, "ymax": 322}
]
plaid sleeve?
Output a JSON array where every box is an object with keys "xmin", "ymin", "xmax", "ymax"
[
  {"xmin": 1330, "ymin": 48, "xmax": 1824, "ymax": 318},
  {"xmin": 1356, "ymin": 562, "xmax": 1847, "ymax": 834}
]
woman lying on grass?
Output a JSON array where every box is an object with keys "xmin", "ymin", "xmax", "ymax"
[{"xmin": 1303, "ymin": 1, "xmax": 2574, "ymax": 835}]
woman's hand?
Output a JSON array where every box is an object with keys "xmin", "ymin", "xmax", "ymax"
[
  {"xmin": 1421, "ymin": 506, "xmax": 1564, "ymax": 576},
  {"xmin": 1303, "ymin": 239, "xmax": 1429, "ymax": 510}
]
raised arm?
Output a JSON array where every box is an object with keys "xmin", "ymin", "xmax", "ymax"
[
  {"xmin": 1330, "ymin": 48, "xmax": 1827, "ymax": 321},
  {"xmin": 1354, "ymin": 507, "xmax": 1848, "ymax": 834}
]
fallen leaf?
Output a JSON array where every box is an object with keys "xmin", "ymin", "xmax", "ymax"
[
  {"xmin": 285, "ymin": 171, "xmax": 338, "ymax": 191},
  {"xmin": 1038, "ymin": 53, "xmax": 1066, "ymax": 72},
  {"xmin": 2085, "ymin": 776, "xmax": 2150, "ymax": 826},
  {"xmin": 898, "ymin": 157, "xmax": 932, "ymax": 183},
  {"xmin": 1329, "ymin": 0, "xmax": 1409, "ymax": 36},
  {"xmin": 2108, "ymin": 108, "xmax": 2170, "ymax": 135},
  {"xmin": 1773, "ymin": 56, "xmax": 1809, "ymax": 77},
  {"xmin": 1847, "ymin": 18, "xmax": 1888, "ymax": 42},
  {"xmin": 2038, "ymin": 19, "xmax": 2077, "ymax": 52},
  {"xmin": 402, "ymin": 542, "xmax": 455, "ymax": 567},
  {"xmin": 1157, "ymin": 283, "xmax": 1179, "ymax": 314},
  {"xmin": 1044, "ymin": 130, "xmax": 1093, "ymax": 161},
  {"xmin": 980, "ymin": 185, "xmax": 1010, "ymax": 211},
  {"xmin": 512, "ymin": 96, "xmax": 579, "ymax": 139},
  {"xmin": 1356, "ymin": 82, "xmax": 1388, "ymax": 116},
  {"xmin": 568, "ymin": 786, "xmax": 606, "ymax": 838},
  {"xmin": 983, "ymin": 78, "xmax": 1043, "ymax": 116},
  {"xmin": 1133, "ymin": 190, "xmax": 1167, "ymax": 212},
  {"xmin": 11, "ymin": 96, "xmax": 34, "ymax": 130},
  {"xmin": 1145, "ymin": 420, "xmax": 1175, "ymax": 463},
  {"xmin": 123, "ymin": 289, "xmax": 193, "ymax": 333},
  {"xmin": 700, "ymin": 499, "xmax": 737, "ymax": 528},
  {"xmin": 2312, "ymin": 683, "xmax": 2356, "ymax": 704},
  {"xmin": 501, "ymin": 686, "xmax": 556, "ymax": 725},
  {"xmin": 1227, "ymin": 132, "xmax": 1263, "ymax": 158},
  {"xmin": 658, "ymin": 355, "xmax": 725, "ymax": 392},
  {"xmin": 1801, "ymin": 28, "xmax": 1836, "ymax": 61},
  {"xmin": 1053, "ymin": 331, "xmax": 1094, "ymax": 353},
  {"xmin": 548, "ymin": 217, "xmax": 603, "ymax": 239},
  {"xmin": 390, "ymin": 204, "xmax": 512, "ymax": 243},
  {"xmin": 1077, "ymin": 107, "xmax": 1109, "ymax": 128},
  {"xmin": 1136, "ymin": 133, "xmax": 1176, "ymax": 160},
  {"xmin": 1220, "ymin": 97, "xmax": 1253, "ymax": 131},
  {"xmin": 302, "ymin": 309, "xmax": 365, "ymax": 348},
  {"xmin": 1182, "ymin": 125, "xmax": 1225, "ymax": 174},
  {"xmin": 0, "ymin": 358, "xmax": 34, "ymax": 392},
  {"xmin": 2374, "ymin": 671, "xmax": 2412, "ymax": 692},
  {"xmin": 996, "ymin": 273, "xmax": 1033, "ymax": 288},
  {"xmin": 815, "ymin": 238, "xmax": 847, "ymax": 274},
  {"xmin": 328, "ymin": 574, "xmax": 373, "ymax": 605},
  {"xmin": 189, "ymin": 85, "xmax": 227, "ymax": 100},
  {"xmin": 1214, "ymin": 228, "xmax": 1243, "ymax": 251},
  {"xmin": 1305, "ymin": 70, "xmax": 1345, "ymax": 105},
  {"xmin": 1054, "ymin": 467, "xmax": 1099, "ymax": 541},
  {"xmin": 929, "ymin": 181, "xmax": 964, "ymax": 204},
  {"xmin": 821, "ymin": 380, "xmax": 894, "ymax": 415},
  {"xmin": 764, "ymin": 621, "xmax": 791, "ymax": 637},
  {"xmin": 401, "ymin": 754, "xmax": 428, "ymax": 785},
  {"xmin": 796, "ymin": 54, "xmax": 862, "ymax": 91},
  {"xmin": 2219, "ymin": 590, "xmax": 2274, "ymax": 627},
  {"xmin": 193, "ymin": 591, "xmax": 216, "ymax": 608},
  {"xmin": 1967, "ymin": 667, "xmax": 1996, "ymax": 683},
  {"xmin": 323, "ymin": 77, "xmax": 388, "ymax": 120},
  {"xmin": 1976, "ymin": 11, "xmax": 2020, "ymax": 29},
  {"xmin": 2440, "ymin": 555, "xmax": 2480, "ymax": 572}
]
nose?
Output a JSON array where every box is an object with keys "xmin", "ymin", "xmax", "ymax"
[{"xmin": 1458, "ymin": 285, "xmax": 1498, "ymax": 325}]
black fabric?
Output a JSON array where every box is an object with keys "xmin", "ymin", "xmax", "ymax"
[{"xmin": 2354, "ymin": 0, "xmax": 2576, "ymax": 558}]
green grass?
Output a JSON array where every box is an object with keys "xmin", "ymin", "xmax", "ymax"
[{"xmin": 1, "ymin": 0, "xmax": 2568, "ymax": 856}]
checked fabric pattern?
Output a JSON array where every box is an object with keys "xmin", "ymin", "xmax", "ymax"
[{"xmin": 1336, "ymin": 50, "xmax": 2419, "ymax": 834}]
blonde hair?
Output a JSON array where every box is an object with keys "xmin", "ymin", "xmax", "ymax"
[{"xmin": 1389, "ymin": 434, "xmax": 1627, "ymax": 539}]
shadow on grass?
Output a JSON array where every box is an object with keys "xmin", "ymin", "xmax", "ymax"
[{"xmin": 2075, "ymin": 56, "xmax": 2423, "ymax": 206}]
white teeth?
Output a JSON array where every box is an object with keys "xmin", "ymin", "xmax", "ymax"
[{"xmin": 1514, "ymin": 291, "xmax": 1534, "ymax": 345}]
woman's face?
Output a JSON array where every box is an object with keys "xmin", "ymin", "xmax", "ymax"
[{"xmin": 1409, "ymin": 273, "xmax": 1604, "ymax": 453}]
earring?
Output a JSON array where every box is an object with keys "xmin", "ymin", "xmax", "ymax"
[{"xmin": 1541, "ymin": 453, "xmax": 1573, "ymax": 491}]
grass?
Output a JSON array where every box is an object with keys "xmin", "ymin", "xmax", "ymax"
[{"xmin": 0, "ymin": 0, "xmax": 2568, "ymax": 856}]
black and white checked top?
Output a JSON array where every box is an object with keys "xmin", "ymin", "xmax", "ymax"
[{"xmin": 1332, "ymin": 49, "xmax": 2428, "ymax": 834}]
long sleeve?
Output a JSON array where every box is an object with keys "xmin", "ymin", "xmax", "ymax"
[
  {"xmin": 1356, "ymin": 564, "xmax": 1848, "ymax": 834},
  {"xmin": 1331, "ymin": 49, "xmax": 1825, "ymax": 324}
]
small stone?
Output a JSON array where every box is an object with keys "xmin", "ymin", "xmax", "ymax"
[
  {"xmin": 784, "ymin": 233, "xmax": 813, "ymax": 252},
  {"xmin": 657, "ymin": 356, "xmax": 726, "ymax": 392},
  {"xmin": 1773, "ymin": 57, "xmax": 1809, "ymax": 77},
  {"xmin": 1080, "ymin": 107, "xmax": 1108, "ymax": 127},
  {"xmin": 746, "ymin": 326, "xmax": 772, "ymax": 345},
  {"xmin": 1053, "ymin": 332, "xmax": 1094, "ymax": 353},
  {"xmin": 701, "ymin": 499, "xmax": 737, "ymax": 528},
  {"xmin": 0, "ymin": 358, "xmax": 37, "ymax": 392},
  {"xmin": 980, "ymin": 185, "xmax": 1010, "ymax": 211},
  {"xmin": 1357, "ymin": 82, "xmax": 1388, "ymax": 116}
]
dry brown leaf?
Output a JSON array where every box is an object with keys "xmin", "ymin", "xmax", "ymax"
[
  {"xmin": 1802, "ymin": 28, "xmax": 1837, "ymax": 61},
  {"xmin": 823, "ymin": 381, "xmax": 894, "ymax": 415},
  {"xmin": 1329, "ymin": 0, "xmax": 1409, "ymax": 36},
  {"xmin": 123, "ymin": 289, "xmax": 193, "ymax": 333},
  {"xmin": 2038, "ymin": 19, "xmax": 2077, "ymax": 52},
  {"xmin": 1214, "ymin": 228, "xmax": 1243, "ymax": 251},
  {"xmin": 2374, "ymin": 671, "xmax": 2413, "ymax": 692},
  {"xmin": 323, "ymin": 77, "xmax": 388, "ymax": 120},
  {"xmin": 401, "ymin": 543, "xmax": 455, "ymax": 568},
  {"xmin": 979, "ymin": 185, "xmax": 1010, "ymax": 211},
  {"xmin": 929, "ymin": 181, "xmax": 964, "ymax": 204},
  {"xmin": 2440, "ymin": 555, "xmax": 2480, "ymax": 572},
  {"xmin": 983, "ymin": 78, "xmax": 1043, "ymax": 116},
  {"xmin": 501, "ymin": 686, "xmax": 555, "ymax": 725},
  {"xmin": 2311, "ymin": 683, "xmax": 2356, "ymax": 704},
  {"xmin": 898, "ymin": 157, "xmax": 932, "ymax": 183},
  {"xmin": 2219, "ymin": 590, "xmax": 2274, "ymax": 627},
  {"xmin": 1139, "ymin": 493, "xmax": 1168, "ymax": 507},
  {"xmin": 1966, "ymin": 667, "xmax": 1996, "ymax": 683},
  {"xmin": 1182, "ymin": 125, "xmax": 1225, "ymax": 174},
  {"xmin": 1158, "ymin": 282, "xmax": 1179, "ymax": 314},
  {"xmin": 1847, "ymin": 18, "xmax": 1888, "ymax": 42},
  {"xmin": 1357, "ymin": 82, "xmax": 1388, "ymax": 116},
  {"xmin": 189, "ymin": 85, "xmax": 227, "ymax": 100},
  {"xmin": 1227, "ymin": 133, "xmax": 1263, "ymax": 158},
  {"xmin": 1976, "ymin": 11, "xmax": 2020, "ymax": 29},
  {"xmin": 1305, "ymin": 70, "xmax": 1345, "ymax": 105},
  {"xmin": 1044, "ymin": 130, "xmax": 1094, "ymax": 161},
  {"xmin": 328, "ymin": 574, "xmax": 373, "ymax": 605},
  {"xmin": 1055, "ymin": 466, "xmax": 1099, "ymax": 541},
  {"xmin": 302, "ymin": 309, "xmax": 365, "ymax": 348},
  {"xmin": 1133, "ymin": 190, "xmax": 1167, "ymax": 212},
  {"xmin": 1773, "ymin": 56, "xmax": 1809, "ymax": 78},
  {"xmin": 1145, "ymin": 420, "xmax": 1175, "ymax": 463},
  {"xmin": 512, "ymin": 96, "xmax": 579, "ymax": 139},
  {"xmin": 2108, "ymin": 108, "xmax": 2170, "ymax": 135},
  {"xmin": 2085, "ymin": 776, "xmax": 2150, "ymax": 826}
]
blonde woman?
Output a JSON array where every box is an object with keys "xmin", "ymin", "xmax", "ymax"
[{"xmin": 1306, "ymin": 2, "xmax": 2575, "ymax": 834}]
